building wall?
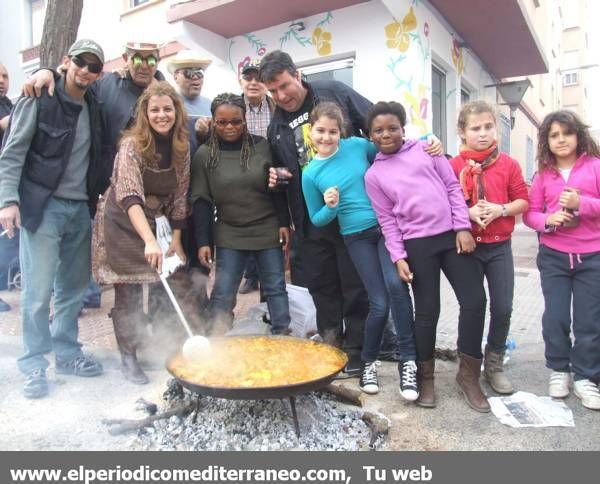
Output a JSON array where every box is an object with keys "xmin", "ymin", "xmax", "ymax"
[
  {"xmin": 559, "ymin": 0, "xmax": 595, "ymax": 125},
  {"xmin": 1, "ymin": 0, "xmax": 553, "ymax": 167},
  {"xmin": 0, "ymin": 1, "xmax": 31, "ymax": 99},
  {"xmin": 218, "ymin": 0, "xmax": 498, "ymax": 154}
]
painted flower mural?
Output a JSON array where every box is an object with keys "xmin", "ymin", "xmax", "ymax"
[
  {"xmin": 312, "ymin": 27, "xmax": 332, "ymax": 56},
  {"xmin": 404, "ymin": 83, "xmax": 429, "ymax": 137},
  {"xmin": 385, "ymin": 6, "xmax": 417, "ymax": 52},
  {"xmin": 451, "ymin": 38, "xmax": 465, "ymax": 76}
]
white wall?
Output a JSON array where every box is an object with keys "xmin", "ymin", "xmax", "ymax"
[
  {"xmin": 0, "ymin": 1, "xmax": 30, "ymax": 100},
  {"xmin": 178, "ymin": 0, "xmax": 499, "ymax": 154},
  {"xmin": 0, "ymin": 0, "xmax": 502, "ymax": 156}
]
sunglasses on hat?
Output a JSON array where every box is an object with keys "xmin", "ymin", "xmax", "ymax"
[
  {"xmin": 178, "ymin": 68, "xmax": 204, "ymax": 80},
  {"xmin": 131, "ymin": 54, "xmax": 158, "ymax": 69},
  {"xmin": 70, "ymin": 55, "xmax": 103, "ymax": 74}
]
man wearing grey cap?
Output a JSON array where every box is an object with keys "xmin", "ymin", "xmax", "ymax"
[{"xmin": 0, "ymin": 39, "xmax": 105, "ymax": 399}]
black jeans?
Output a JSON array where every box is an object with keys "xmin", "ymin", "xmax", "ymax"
[
  {"xmin": 473, "ymin": 240, "xmax": 514, "ymax": 353},
  {"xmin": 537, "ymin": 245, "xmax": 600, "ymax": 380},
  {"xmin": 404, "ymin": 231, "xmax": 486, "ymax": 361},
  {"xmin": 299, "ymin": 223, "xmax": 368, "ymax": 358}
]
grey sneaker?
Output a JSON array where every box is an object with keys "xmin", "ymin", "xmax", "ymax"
[
  {"xmin": 23, "ymin": 368, "xmax": 48, "ymax": 399},
  {"xmin": 548, "ymin": 371, "xmax": 570, "ymax": 398},
  {"xmin": 56, "ymin": 354, "xmax": 103, "ymax": 377}
]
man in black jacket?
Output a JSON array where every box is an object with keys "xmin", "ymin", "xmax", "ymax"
[
  {"xmin": 0, "ymin": 39, "xmax": 106, "ymax": 399},
  {"xmin": 260, "ymin": 50, "xmax": 371, "ymax": 375},
  {"xmin": 0, "ymin": 63, "xmax": 12, "ymax": 138},
  {"xmin": 0, "ymin": 62, "xmax": 15, "ymax": 312}
]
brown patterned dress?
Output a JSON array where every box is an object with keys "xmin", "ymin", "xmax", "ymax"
[{"xmin": 92, "ymin": 137, "xmax": 190, "ymax": 284}]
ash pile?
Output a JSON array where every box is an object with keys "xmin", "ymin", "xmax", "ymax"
[{"xmin": 132, "ymin": 383, "xmax": 379, "ymax": 451}]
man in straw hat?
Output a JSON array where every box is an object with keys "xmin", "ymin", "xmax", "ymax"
[{"xmin": 168, "ymin": 50, "xmax": 212, "ymax": 118}]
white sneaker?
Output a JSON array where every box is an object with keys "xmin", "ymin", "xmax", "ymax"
[
  {"xmin": 573, "ymin": 379, "xmax": 600, "ymax": 410},
  {"xmin": 548, "ymin": 371, "xmax": 570, "ymax": 398}
]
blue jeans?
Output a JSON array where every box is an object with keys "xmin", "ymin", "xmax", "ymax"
[
  {"xmin": 17, "ymin": 198, "xmax": 91, "ymax": 375},
  {"xmin": 0, "ymin": 227, "xmax": 19, "ymax": 290},
  {"xmin": 243, "ymin": 255, "xmax": 259, "ymax": 282},
  {"xmin": 208, "ymin": 247, "xmax": 290, "ymax": 333},
  {"xmin": 537, "ymin": 245, "xmax": 600, "ymax": 380},
  {"xmin": 344, "ymin": 225, "xmax": 416, "ymax": 362},
  {"xmin": 83, "ymin": 277, "xmax": 101, "ymax": 307}
]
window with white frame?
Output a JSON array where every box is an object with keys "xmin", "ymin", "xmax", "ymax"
[
  {"xmin": 130, "ymin": 0, "xmax": 150, "ymax": 7},
  {"xmin": 431, "ymin": 64, "xmax": 447, "ymax": 148},
  {"xmin": 28, "ymin": 0, "xmax": 46, "ymax": 47},
  {"xmin": 526, "ymin": 135, "xmax": 534, "ymax": 182},
  {"xmin": 461, "ymin": 87, "xmax": 470, "ymax": 105},
  {"xmin": 562, "ymin": 1, "xmax": 579, "ymax": 29},
  {"xmin": 563, "ymin": 71, "xmax": 578, "ymax": 86},
  {"xmin": 498, "ymin": 114, "xmax": 511, "ymax": 155},
  {"xmin": 299, "ymin": 58, "xmax": 354, "ymax": 88}
]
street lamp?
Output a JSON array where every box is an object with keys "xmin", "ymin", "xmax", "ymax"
[{"xmin": 484, "ymin": 80, "xmax": 532, "ymax": 129}]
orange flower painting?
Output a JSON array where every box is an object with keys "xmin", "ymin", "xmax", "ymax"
[
  {"xmin": 312, "ymin": 27, "xmax": 332, "ymax": 56},
  {"xmin": 385, "ymin": 7, "xmax": 417, "ymax": 52},
  {"xmin": 451, "ymin": 38, "xmax": 465, "ymax": 75}
]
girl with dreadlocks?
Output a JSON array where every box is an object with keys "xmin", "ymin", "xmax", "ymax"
[
  {"xmin": 449, "ymin": 101, "xmax": 528, "ymax": 396},
  {"xmin": 190, "ymin": 93, "xmax": 291, "ymax": 334}
]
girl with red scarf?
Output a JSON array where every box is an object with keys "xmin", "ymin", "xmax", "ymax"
[{"xmin": 450, "ymin": 101, "xmax": 528, "ymax": 395}]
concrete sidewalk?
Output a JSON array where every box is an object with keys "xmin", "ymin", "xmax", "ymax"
[{"xmin": 0, "ymin": 226, "xmax": 598, "ymax": 451}]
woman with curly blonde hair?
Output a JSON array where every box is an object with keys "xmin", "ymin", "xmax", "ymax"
[{"xmin": 92, "ymin": 81, "xmax": 190, "ymax": 384}]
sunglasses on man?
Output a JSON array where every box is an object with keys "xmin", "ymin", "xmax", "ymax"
[
  {"xmin": 70, "ymin": 55, "xmax": 103, "ymax": 74},
  {"xmin": 177, "ymin": 68, "xmax": 204, "ymax": 80},
  {"xmin": 241, "ymin": 72, "xmax": 260, "ymax": 82},
  {"xmin": 131, "ymin": 54, "xmax": 158, "ymax": 69}
]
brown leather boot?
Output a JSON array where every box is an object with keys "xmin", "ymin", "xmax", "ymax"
[
  {"xmin": 484, "ymin": 345, "xmax": 514, "ymax": 394},
  {"xmin": 456, "ymin": 352, "xmax": 490, "ymax": 413},
  {"xmin": 416, "ymin": 359, "xmax": 436, "ymax": 408},
  {"xmin": 110, "ymin": 308, "xmax": 149, "ymax": 385}
]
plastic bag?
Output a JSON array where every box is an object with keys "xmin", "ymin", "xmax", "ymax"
[
  {"xmin": 155, "ymin": 215, "xmax": 184, "ymax": 278},
  {"xmin": 286, "ymin": 284, "xmax": 317, "ymax": 337}
]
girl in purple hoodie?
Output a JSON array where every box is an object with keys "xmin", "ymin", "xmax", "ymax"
[
  {"xmin": 364, "ymin": 101, "xmax": 489, "ymax": 412},
  {"xmin": 523, "ymin": 110, "xmax": 600, "ymax": 411}
]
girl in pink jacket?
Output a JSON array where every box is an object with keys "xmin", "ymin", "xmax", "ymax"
[{"xmin": 523, "ymin": 110, "xmax": 600, "ymax": 411}]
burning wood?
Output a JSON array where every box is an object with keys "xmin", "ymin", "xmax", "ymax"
[
  {"xmin": 102, "ymin": 401, "xmax": 195, "ymax": 436},
  {"xmin": 322, "ymin": 383, "xmax": 365, "ymax": 407}
]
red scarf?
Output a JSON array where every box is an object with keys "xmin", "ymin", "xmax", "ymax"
[{"xmin": 458, "ymin": 142, "xmax": 499, "ymax": 205}]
